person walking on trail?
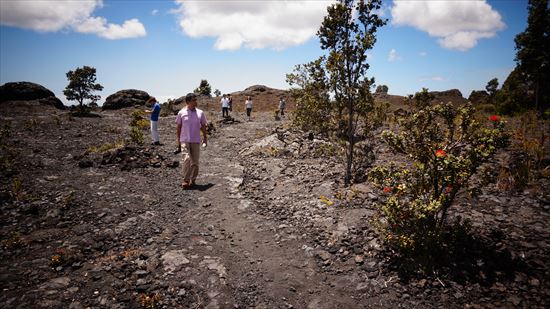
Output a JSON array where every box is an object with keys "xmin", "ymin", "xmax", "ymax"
[
  {"xmin": 278, "ymin": 97, "xmax": 286, "ymax": 117},
  {"xmin": 221, "ymin": 94, "xmax": 230, "ymax": 118},
  {"xmin": 176, "ymin": 93, "xmax": 208, "ymax": 189},
  {"xmin": 228, "ymin": 94, "xmax": 233, "ymax": 113},
  {"xmin": 245, "ymin": 96, "xmax": 253, "ymax": 121},
  {"xmin": 145, "ymin": 97, "xmax": 161, "ymax": 145}
]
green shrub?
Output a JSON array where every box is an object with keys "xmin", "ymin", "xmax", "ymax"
[
  {"xmin": 138, "ymin": 293, "xmax": 162, "ymax": 309},
  {"xmin": 2, "ymin": 231, "xmax": 27, "ymax": 250},
  {"xmin": 10, "ymin": 177, "xmax": 24, "ymax": 201},
  {"xmin": 369, "ymin": 88, "xmax": 509, "ymax": 256},
  {"xmin": 87, "ymin": 140, "xmax": 124, "ymax": 153},
  {"xmin": 130, "ymin": 109, "xmax": 149, "ymax": 130},
  {"xmin": 160, "ymin": 99, "xmax": 176, "ymax": 117},
  {"xmin": 273, "ymin": 109, "xmax": 281, "ymax": 121},
  {"xmin": 130, "ymin": 126, "xmax": 144, "ymax": 145},
  {"xmin": 477, "ymin": 103, "xmax": 496, "ymax": 114}
]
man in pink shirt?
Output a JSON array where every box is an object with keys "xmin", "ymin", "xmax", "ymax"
[{"xmin": 175, "ymin": 93, "xmax": 208, "ymax": 188}]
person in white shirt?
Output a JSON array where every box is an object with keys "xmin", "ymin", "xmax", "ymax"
[
  {"xmin": 245, "ymin": 96, "xmax": 253, "ymax": 121},
  {"xmin": 278, "ymin": 97, "xmax": 286, "ymax": 117},
  {"xmin": 221, "ymin": 94, "xmax": 229, "ymax": 118}
]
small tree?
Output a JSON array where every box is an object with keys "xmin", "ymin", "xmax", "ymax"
[
  {"xmin": 287, "ymin": 57, "xmax": 332, "ymax": 134},
  {"xmin": 485, "ymin": 78, "xmax": 499, "ymax": 102},
  {"xmin": 213, "ymin": 89, "xmax": 221, "ymax": 97},
  {"xmin": 369, "ymin": 88, "xmax": 509, "ymax": 257},
  {"xmin": 288, "ymin": 0, "xmax": 386, "ymax": 185},
  {"xmin": 64, "ymin": 66, "xmax": 103, "ymax": 111},
  {"xmin": 375, "ymin": 84, "xmax": 389, "ymax": 94},
  {"xmin": 495, "ymin": 67, "xmax": 532, "ymax": 114},
  {"xmin": 320, "ymin": 0, "xmax": 386, "ymax": 185},
  {"xmin": 194, "ymin": 79, "xmax": 212, "ymax": 97},
  {"xmin": 514, "ymin": 0, "xmax": 550, "ymax": 114}
]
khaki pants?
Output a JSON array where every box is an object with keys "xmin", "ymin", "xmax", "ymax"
[{"xmin": 182, "ymin": 143, "xmax": 200, "ymax": 182}]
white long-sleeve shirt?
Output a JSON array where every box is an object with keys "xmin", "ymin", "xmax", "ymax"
[{"xmin": 221, "ymin": 97, "xmax": 230, "ymax": 108}]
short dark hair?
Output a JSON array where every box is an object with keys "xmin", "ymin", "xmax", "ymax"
[{"xmin": 185, "ymin": 93, "xmax": 197, "ymax": 102}]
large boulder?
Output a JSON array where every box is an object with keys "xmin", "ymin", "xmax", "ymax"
[
  {"xmin": 468, "ymin": 90, "xmax": 490, "ymax": 105},
  {"xmin": 244, "ymin": 85, "xmax": 268, "ymax": 93},
  {"xmin": 429, "ymin": 89, "xmax": 467, "ymax": 105},
  {"xmin": 102, "ymin": 89, "xmax": 150, "ymax": 110},
  {"xmin": 173, "ymin": 93, "xmax": 210, "ymax": 106},
  {"xmin": 0, "ymin": 81, "xmax": 65, "ymax": 109}
]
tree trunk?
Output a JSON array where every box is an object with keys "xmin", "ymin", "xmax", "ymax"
[
  {"xmin": 535, "ymin": 78, "xmax": 540, "ymax": 115},
  {"xmin": 345, "ymin": 96, "xmax": 354, "ymax": 186}
]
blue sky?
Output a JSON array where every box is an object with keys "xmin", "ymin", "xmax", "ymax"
[{"xmin": 0, "ymin": 0, "xmax": 528, "ymax": 105}]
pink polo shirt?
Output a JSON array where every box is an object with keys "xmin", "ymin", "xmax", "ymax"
[{"xmin": 176, "ymin": 107, "xmax": 207, "ymax": 143}]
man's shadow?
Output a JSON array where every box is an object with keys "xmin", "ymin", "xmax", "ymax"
[{"xmin": 187, "ymin": 183, "xmax": 215, "ymax": 192}]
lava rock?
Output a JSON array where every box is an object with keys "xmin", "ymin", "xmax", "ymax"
[
  {"xmin": 102, "ymin": 89, "xmax": 150, "ymax": 110},
  {"xmin": 0, "ymin": 81, "xmax": 65, "ymax": 109}
]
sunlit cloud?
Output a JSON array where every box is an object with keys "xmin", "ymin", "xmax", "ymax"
[
  {"xmin": 391, "ymin": 1, "xmax": 505, "ymax": 51},
  {"xmin": 420, "ymin": 76, "xmax": 446, "ymax": 82},
  {"xmin": 0, "ymin": 0, "xmax": 146, "ymax": 40},
  {"xmin": 173, "ymin": 0, "xmax": 336, "ymax": 51}
]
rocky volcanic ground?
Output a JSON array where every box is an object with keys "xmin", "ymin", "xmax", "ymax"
[{"xmin": 0, "ymin": 102, "xmax": 548, "ymax": 309}]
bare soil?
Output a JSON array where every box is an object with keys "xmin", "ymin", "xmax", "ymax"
[{"xmin": 0, "ymin": 102, "xmax": 548, "ymax": 308}]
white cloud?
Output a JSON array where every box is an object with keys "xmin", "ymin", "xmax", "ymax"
[
  {"xmin": 388, "ymin": 48, "xmax": 401, "ymax": 62},
  {"xmin": 391, "ymin": 1, "xmax": 505, "ymax": 51},
  {"xmin": 419, "ymin": 51, "xmax": 428, "ymax": 57},
  {"xmin": 173, "ymin": 0, "xmax": 336, "ymax": 51},
  {"xmin": 98, "ymin": 18, "xmax": 146, "ymax": 40},
  {"xmin": 152, "ymin": 9, "xmax": 159, "ymax": 16},
  {"xmin": 0, "ymin": 0, "xmax": 146, "ymax": 40},
  {"xmin": 420, "ymin": 76, "xmax": 446, "ymax": 82}
]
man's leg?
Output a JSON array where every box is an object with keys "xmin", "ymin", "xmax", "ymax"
[
  {"xmin": 151, "ymin": 121, "xmax": 159, "ymax": 144},
  {"xmin": 188, "ymin": 143, "xmax": 201, "ymax": 183},
  {"xmin": 183, "ymin": 143, "xmax": 201, "ymax": 184},
  {"xmin": 182, "ymin": 143, "xmax": 192, "ymax": 185}
]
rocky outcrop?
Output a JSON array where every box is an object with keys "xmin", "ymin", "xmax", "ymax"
[
  {"xmin": 0, "ymin": 81, "xmax": 65, "ymax": 109},
  {"xmin": 244, "ymin": 85, "xmax": 269, "ymax": 93},
  {"xmin": 174, "ymin": 96, "xmax": 186, "ymax": 105},
  {"xmin": 173, "ymin": 94, "xmax": 210, "ymax": 106},
  {"xmin": 429, "ymin": 89, "xmax": 467, "ymax": 104},
  {"xmin": 468, "ymin": 90, "xmax": 490, "ymax": 105},
  {"xmin": 198, "ymin": 85, "xmax": 292, "ymax": 113},
  {"xmin": 102, "ymin": 89, "xmax": 150, "ymax": 110}
]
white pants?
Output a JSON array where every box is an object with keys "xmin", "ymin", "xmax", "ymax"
[{"xmin": 150, "ymin": 120, "xmax": 159, "ymax": 143}]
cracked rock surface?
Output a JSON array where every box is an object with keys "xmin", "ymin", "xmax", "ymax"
[{"xmin": 0, "ymin": 104, "xmax": 548, "ymax": 308}]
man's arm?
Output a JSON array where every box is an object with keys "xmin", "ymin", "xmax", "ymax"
[
  {"xmin": 200, "ymin": 124, "xmax": 208, "ymax": 146},
  {"xmin": 176, "ymin": 123, "xmax": 182, "ymax": 146}
]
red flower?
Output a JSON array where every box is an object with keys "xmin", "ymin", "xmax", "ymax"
[
  {"xmin": 489, "ymin": 115, "xmax": 500, "ymax": 122},
  {"xmin": 383, "ymin": 187, "xmax": 392, "ymax": 193},
  {"xmin": 435, "ymin": 149, "xmax": 446, "ymax": 158}
]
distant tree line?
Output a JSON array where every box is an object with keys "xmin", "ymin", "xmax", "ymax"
[
  {"xmin": 63, "ymin": 68, "xmax": 220, "ymax": 112},
  {"xmin": 489, "ymin": 0, "xmax": 549, "ymax": 116}
]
